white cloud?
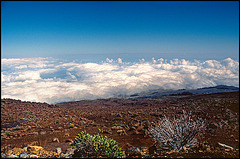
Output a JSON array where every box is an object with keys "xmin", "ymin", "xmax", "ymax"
[
  {"xmin": 139, "ymin": 58, "xmax": 145, "ymax": 63},
  {"xmin": 106, "ymin": 58, "xmax": 114, "ymax": 63},
  {"xmin": 152, "ymin": 58, "xmax": 156, "ymax": 63},
  {"xmin": 1, "ymin": 57, "xmax": 239, "ymax": 104},
  {"xmin": 117, "ymin": 58, "xmax": 123, "ymax": 64}
]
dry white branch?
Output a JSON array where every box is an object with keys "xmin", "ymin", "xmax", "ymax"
[{"xmin": 149, "ymin": 110, "xmax": 205, "ymax": 151}]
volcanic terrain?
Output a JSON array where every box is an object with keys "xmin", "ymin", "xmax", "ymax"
[{"xmin": 1, "ymin": 91, "xmax": 239, "ymax": 158}]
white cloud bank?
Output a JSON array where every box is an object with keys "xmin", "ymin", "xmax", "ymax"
[{"xmin": 1, "ymin": 57, "xmax": 239, "ymax": 104}]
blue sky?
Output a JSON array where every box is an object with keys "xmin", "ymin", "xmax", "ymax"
[{"xmin": 1, "ymin": 1, "xmax": 239, "ymax": 62}]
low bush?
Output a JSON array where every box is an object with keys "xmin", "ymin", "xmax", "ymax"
[
  {"xmin": 149, "ymin": 110, "xmax": 205, "ymax": 151},
  {"xmin": 112, "ymin": 123, "xmax": 125, "ymax": 128},
  {"xmin": 69, "ymin": 123, "xmax": 74, "ymax": 128},
  {"xmin": 98, "ymin": 128, "xmax": 103, "ymax": 133},
  {"xmin": 70, "ymin": 131, "xmax": 125, "ymax": 158},
  {"xmin": 6, "ymin": 131, "xmax": 11, "ymax": 136}
]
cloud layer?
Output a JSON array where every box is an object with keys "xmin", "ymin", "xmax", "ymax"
[{"xmin": 1, "ymin": 57, "xmax": 239, "ymax": 104}]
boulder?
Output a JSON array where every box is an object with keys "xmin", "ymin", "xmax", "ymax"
[
  {"xmin": 52, "ymin": 137, "xmax": 60, "ymax": 143},
  {"xmin": 12, "ymin": 148, "xmax": 24, "ymax": 155},
  {"xmin": 27, "ymin": 146, "xmax": 43, "ymax": 154},
  {"xmin": 111, "ymin": 126, "xmax": 123, "ymax": 130},
  {"xmin": 1, "ymin": 153, "xmax": 6, "ymax": 158},
  {"xmin": 29, "ymin": 154, "xmax": 39, "ymax": 158},
  {"xmin": 7, "ymin": 154, "xmax": 18, "ymax": 158},
  {"xmin": 126, "ymin": 147, "xmax": 145, "ymax": 157},
  {"xmin": 39, "ymin": 131, "xmax": 46, "ymax": 135},
  {"xmin": 65, "ymin": 148, "xmax": 75, "ymax": 156},
  {"xmin": 136, "ymin": 126, "xmax": 144, "ymax": 132},
  {"xmin": 19, "ymin": 153, "xmax": 29, "ymax": 158},
  {"xmin": 55, "ymin": 147, "xmax": 62, "ymax": 155},
  {"xmin": 117, "ymin": 129, "xmax": 127, "ymax": 135}
]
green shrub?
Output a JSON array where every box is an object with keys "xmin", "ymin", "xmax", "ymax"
[
  {"xmin": 6, "ymin": 131, "xmax": 11, "ymax": 136},
  {"xmin": 70, "ymin": 131, "xmax": 125, "ymax": 158},
  {"xmin": 112, "ymin": 123, "xmax": 125, "ymax": 128},
  {"xmin": 69, "ymin": 123, "xmax": 74, "ymax": 128},
  {"xmin": 98, "ymin": 128, "xmax": 103, "ymax": 133}
]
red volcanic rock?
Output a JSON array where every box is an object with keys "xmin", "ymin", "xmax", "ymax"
[{"xmin": 1, "ymin": 92, "xmax": 239, "ymax": 158}]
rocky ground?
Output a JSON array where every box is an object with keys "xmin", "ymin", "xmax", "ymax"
[{"xmin": 1, "ymin": 91, "xmax": 239, "ymax": 158}]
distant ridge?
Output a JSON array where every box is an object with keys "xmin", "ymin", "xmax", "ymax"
[
  {"xmin": 128, "ymin": 85, "xmax": 239, "ymax": 99},
  {"xmin": 197, "ymin": 85, "xmax": 239, "ymax": 90}
]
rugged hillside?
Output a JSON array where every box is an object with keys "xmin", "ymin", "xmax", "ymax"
[
  {"xmin": 128, "ymin": 85, "xmax": 239, "ymax": 98},
  {"xmin": 1, "ymin": 91, "xmax": 239, "ymax": 158}
]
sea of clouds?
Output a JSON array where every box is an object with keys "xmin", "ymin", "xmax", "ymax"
[{"xmin": 1, "ymin": 57, "xmax": 239, "ymax": 104}]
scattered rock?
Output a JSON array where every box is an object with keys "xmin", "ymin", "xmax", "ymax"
[
  {"xmin": 8, "ymin": 154, "xmax": 18, "ymax": 158},
  {"xmin": 55, "ymin": 147, "xmax": 62, "ymax": 155},
  {"xmin": 65, "ymin": 139, "xmax": 72, "ymax": 143},
  {"xmin": 225, "ymin": 149, "xmax": 231, "ymax": 152},
  {"xmin": 27, "ymin": 146, "xmax": 43, "ymax": 154},
  {"xmin": 143, "ymin": 120, "xmax": 151, "ymax": 129},
  {"xmin": 19, "ymin": 153, "xmax": 29, "ymax": 158},
  {"xmin": 102, "ymin": 129, "xmax": 112, "ymax": 134},
  {"xmin": 116, "ymin": 113, "xmax": 122, "ymax": 118},
  {"xmin": 7, "ymin": 150, "xmax": 13, "ymax": 156},
  {"xmin": 52, "ymin": 137, "xmax": 60, "ymax": 143},
  {"xmin": 1, "ymin": 153, "xmax": 6, "ymax": 158},
  {"xmin": 22, "ymin": 147, "xmax": 28, "ymax": 152},
  {"xmin": 65, "ymin": 133, "xmax": 70, "ymax": 136},
  {"xmin": 132, "ymin": 121, "xmax": 140, "ymax": 127},
  {"xmin": 29, "ymin": 141, "xmax": 38, "ymax": 146},
  {"xmin": 133, "ymin": 129, "xmax": 141, "ymax": 135},
  {"xmin": 150, "ymin": 112, "xmax": 164, "ymax": 118},
  {"xmin": 167, "ymin": 150, "xmax": 175, "ymax": 154},
  {"xmin": 126, "ymin": 147, "xmax": 145, "ymax": 157},
  {"xmin": 136, "ymin": 125, "xmax": 144, "ymax": 132},
  {"xmin": 128, "ymin": 126, "xmax": 136, "ymax": 131},
  {"xmin": 39, "ymin": 131, "xmax": 46, "ymax": 135},
  {"xmin": 29, "ymin": 154, "xmax": 39, "ymax": 158},
  {"xmin": 117, "ymin": 129, "xmax": 127, "ymax": 135},
  {"xmin": 111, "ymin": 126, "xmax": 123, "ymax": 130},
  {"xmin": 65, "ymin": 148, "xmax": 75, "ymax": 156},
  {"xmin": 11, "ymin": 147, "xmax": 24, "ymax": 155},
  {"xmin": 148, "ymin": 145, "xmax": 157, "ymax": 155}
]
